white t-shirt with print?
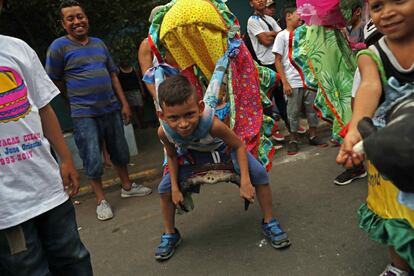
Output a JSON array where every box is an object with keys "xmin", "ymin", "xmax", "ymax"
[
  {"xmin": 0, "ymin": 35, "xmax": 68, "ymax": 230},
  {"xmin": 247, "ymin": 15, "xmax": 282, "ymax": 66},
  {"xmin": 272, "ymin": 30, "xmax": 303, "ymax": 88}
]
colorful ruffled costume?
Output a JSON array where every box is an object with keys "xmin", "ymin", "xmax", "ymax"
[
  {"xmin": 145, "ymin": 0, "xmax": 277, "ymax": 170},
  {"xmin": 356, "ymin": 47, "xmax": 414, "ymax": 268},
  {"xmin": 292, "ymin": 0, "xmax": 360, "ymax": 143}
]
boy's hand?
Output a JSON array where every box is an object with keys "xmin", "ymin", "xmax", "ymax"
[
  {"xmin": 283, "ymin": 82, "xmax": 292, "ymax": 96},
  {"xmin": 172, "ymin": 190, "xmax": 184, "ymax": 207},
  {"xmin": 336, "ymin": 130, "xmax": 365, "ymax": 169},
  {"xmin": 240, "ymin": 182, "xmax": 255, "ymax": 203},
  {"xmin": 60, "ymin": 161, "xmax": 80, "ymax": 197}
]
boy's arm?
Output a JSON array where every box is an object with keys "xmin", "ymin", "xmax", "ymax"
[
  {"xmin": 39, "ymin": 104, "xmax": 79, "ymax": 196},
  {"xmin": 336, "ymin": 54, "xmax": 382, "ymax": 168},
  {"xmin": 158, "ymin": 127, "xmax": 184, "ymax": 206},
  {"xmin": 274, "ymin": 53, "xmax": 292, "ymax": 96},
  {"xmin": 110, "ymin": 72, "xmax": 132, "ymax": 125},
  {"xmin": 210, "ymin": 118, "xmax": 255, "ymax": 203}
]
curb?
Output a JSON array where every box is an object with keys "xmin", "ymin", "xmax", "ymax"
[{"xmin": 76, "ymin": 168, "xmax": 162, "ymax": 197}]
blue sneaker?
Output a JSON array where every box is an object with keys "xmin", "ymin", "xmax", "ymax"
[
  {"xmin": 155, "ymin": 228, "xmax": 182, "ymax": 261},
  {"xmin": 262, "ymin": 218, "xmax": 291, "ymax": 249}
]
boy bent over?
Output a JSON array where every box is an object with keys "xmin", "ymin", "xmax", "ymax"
[{"xmin": 154, "ymin": 75, "xmax": 291, "ymax": 261}]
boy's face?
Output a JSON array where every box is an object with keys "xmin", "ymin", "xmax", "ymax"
[
  {"xmin": 250, "ymin": 0, "xmax": 266, "ymax": 12},
  {"xmin": 61, "ymin": 5, "xmax": 89, "ymax": 41},
  {"xmin": 159, "ymin": 95, "xmax": 204, "ymax": 137},
  {"xmin": 287, "ymin": 11, "xmax": 302, "ymax": 28},
  {"xmin": 368, "ymin": 0, "xmax": 414, "ymax": 41}
]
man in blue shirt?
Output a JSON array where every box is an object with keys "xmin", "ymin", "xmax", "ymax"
[{"xmin": 46, "ymin": 0, "xmax": 152, "ymax": 221}]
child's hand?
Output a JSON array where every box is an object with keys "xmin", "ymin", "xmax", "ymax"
[
  {"xmin": 336, "ymin": 130, "xmax": 365, "ymax": 168},
  {"xmin": 240, "ymin": 182, "xmax": 255, "ymax": 203},
  {"xmin": 172, "ymin": 190, "xmax": 184, "ymax": 207},
  {"xmin": 283, "ymin": 82, "xmax": 293, "ymax": 96},
  {"xmin": 60, "ymin": 161, "xmax": 80, "ymax": 197}
]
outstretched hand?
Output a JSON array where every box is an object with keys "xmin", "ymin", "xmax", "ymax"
[
  {"xmin": 60, "ymin": 161, "xmax": 80, "ymax": 197},
  {"xmin": 336, "ymin": 130, "xmax": 365, "ymax": 168}
]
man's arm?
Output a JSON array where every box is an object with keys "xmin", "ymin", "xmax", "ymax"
[
  {"xmin": 336, "ymin": 54, "xmax": 382, "ymax": 168},
  {"xmin": 256, "ymin": 31, "xmax": 278, "ymax": 47},
  {"xmin": 158, "ymin": 127, "xmax": 183, "ymax": 206},
  {"xmin": 274, "ymin": 53, "xmax": 292, "ymax": 96},
  {"xmin": 138, "ymin": 39, "xmax": 157, "ymax": 100},
  {"xmin": 39, "ymin": 104, "xmax": 79, "ymax": 196},
  {"xmin": 110, "ymin": 72, "xmax": 132, "ymax": 124},
  {"xmin": 210, "ymin": 117, "xmax": 255, "ymax": 203},
  {"xmin": 248, "ymin": 18, "xmax": 278, "ymax": 47}
]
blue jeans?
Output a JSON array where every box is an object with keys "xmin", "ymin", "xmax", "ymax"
[
  {"xmin": 0, "ymin": 200, "xmax": 92, "ymax": 276},
  {"xmin": 72, "ymin": 111, "xmax": 130, "ymax": 179}
]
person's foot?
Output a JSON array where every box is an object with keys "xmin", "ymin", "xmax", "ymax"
[
  {"xmin": 297, "ymin": 126, "xmax": 307, "ymax": 134},
  {"xmin": 309, "ymin": 136, "xmax": 328, "ymax": 147},
  {"xmin": 380, "ymin": 264, "xmax": 410, "ymax": 276},
  {"xmin": 272, "ymin": 131, "xmax": 285, "ymax": 142},
  {"xmin": 121, "ymin": 182, "xmax": 152, "ymax": 198},
  {"xmin": 287, "ymin": 141, "xmax": 299, "ymax": 155},
  {"xmin": 96, "ymin": 200, "xmax": 114, "ymax": 221},
  {"xmin": 262, "ymin": 218, "xmax": 291, "ymax": 249},
  {"xmin": 334, "ymin": 166, "xmax": 367, "ymax": 186},
  {"xmin": 155, "ymin": 228, "xmax": 182, "ymax": 261}
]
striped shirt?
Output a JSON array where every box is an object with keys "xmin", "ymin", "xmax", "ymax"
[{"xmin": 45, "ymin": 36, "xmax": 119, "ymax": 118}]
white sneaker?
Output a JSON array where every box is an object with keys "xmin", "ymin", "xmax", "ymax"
[
  {"xmin": 96, "ymin": 200, "xmax": 113, "ymax": 221},
  {"xmin": 380, "ymin": 264, "xmax": 410, "ymax": 276},
  {"xmin": 121, "ymin": 182, "xmax": 152, "ymax": 198}
]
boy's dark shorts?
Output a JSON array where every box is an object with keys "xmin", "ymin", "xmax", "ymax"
[{"xmin": 158, "ymin": 148, "xmax": 269, "ymax": 193}]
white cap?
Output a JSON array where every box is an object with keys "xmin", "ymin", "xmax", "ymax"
[{"xmin": 266, "ymin": 0, "xmax": 275, "ymax": 7}]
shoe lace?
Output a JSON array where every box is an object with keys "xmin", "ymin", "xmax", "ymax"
[
  {"xmin": 158, "ymin": 234, "xmax": 175, "ymax": 249},
  {"xmin": 265, "ymin": 221, "xmax": 283, "ymax": 236}
]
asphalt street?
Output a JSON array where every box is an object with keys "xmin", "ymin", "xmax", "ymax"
[{"xmin": 74, "ymin": 131, "xmax": 388, "ymax": 276}]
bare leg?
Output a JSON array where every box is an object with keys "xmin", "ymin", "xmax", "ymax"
[
  {"xmin": 102, "ymin": 141, "xmax": 112, "ymax": 168},
  {"xmin": 255, "ymin": 184, "xmax": 274, "ymax": 223},
  {"xmin": 90, "ymin": 178, "xmax": 105, "ymax": 204},
  {"xmin": 160, "ymin": 193, "xmax": 176, "ymax": 233},
  {"xmin": 112, "ymin": 164, "xmax": 132, "ymax": 190},
  {"xmin": 388, "ymin": 246, "xmax": 411, "ymax": 272}
]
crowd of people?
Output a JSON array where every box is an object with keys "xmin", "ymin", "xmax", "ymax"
[{"xmin": 0, "ymin": 0, "xmax": 413, "ymax": 275}]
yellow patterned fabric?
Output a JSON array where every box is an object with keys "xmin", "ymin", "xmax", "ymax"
[
  {"xmin": 366, "ymin": 161, "xmax": 414, "ymax": 227},
  {"xmin": 159, "ymin": 0, "xmax": 227, "ymax": 79}
]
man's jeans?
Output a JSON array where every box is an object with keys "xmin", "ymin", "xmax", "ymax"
[{"xmin": 0, "ymin": 200, "xmax": 93, "ymax": 276}]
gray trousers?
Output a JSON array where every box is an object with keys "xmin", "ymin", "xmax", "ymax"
[{"xmin": 286, "ymin": 88, "xmax": 319, "ymax": 133}]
